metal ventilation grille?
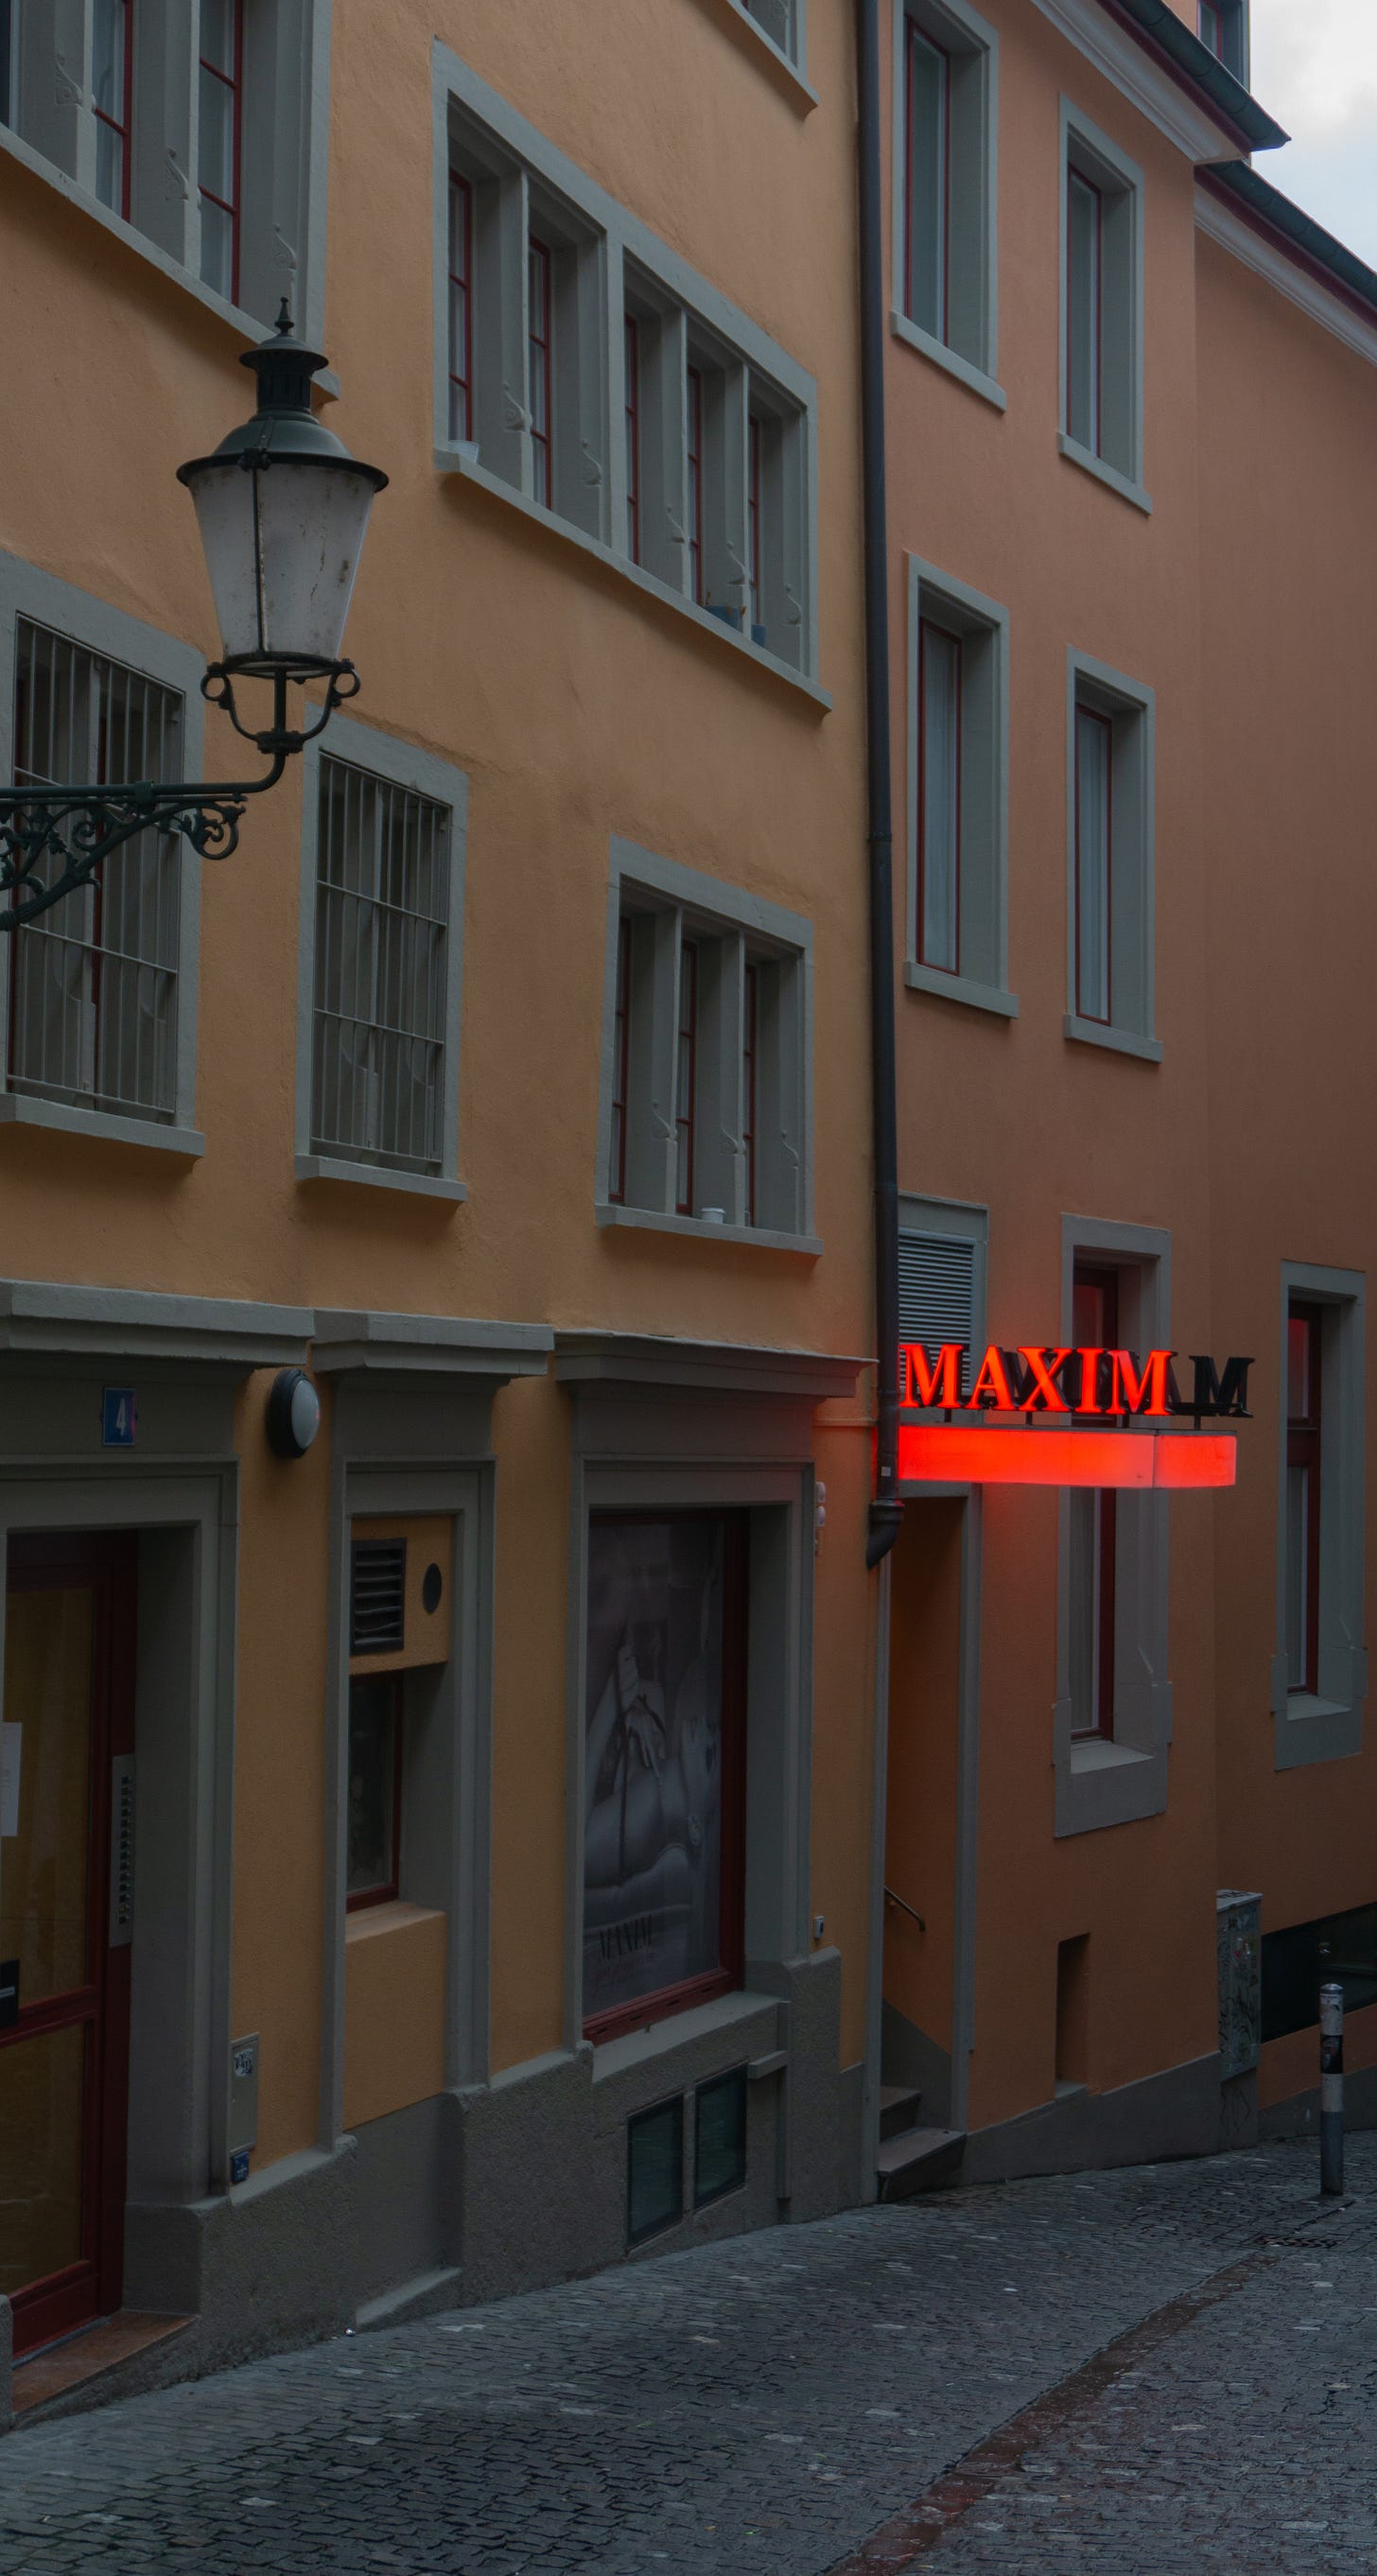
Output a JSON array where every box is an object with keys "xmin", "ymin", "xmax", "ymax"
[
  {"xmin": 351, "ymin": 1540, "xmax": 407, "ymax": 1654},
  {"xmin": 898, "ymin": 1231, "xmax": 977, "ymax": 1394}
]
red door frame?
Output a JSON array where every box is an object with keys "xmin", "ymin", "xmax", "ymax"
[{"xmin": 3, "ymin": 1532, "xmax": 136, "ymax": 2358}]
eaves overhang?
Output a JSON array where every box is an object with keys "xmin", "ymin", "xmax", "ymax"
[
  {"xmin": 1096, "ymin": 0, "xmax": 1288, "ymax": 153},
  {"xmin": 311, "ymin": 1311, "xmax": 553, "ymax": 1383},
  {"xmin": 0, "ymin": 1279, "xmax": 313, "ymax": 1370},
  {"xmin": 1199, "ymin": 161, "xmax": 1377, "ymax": 331}
]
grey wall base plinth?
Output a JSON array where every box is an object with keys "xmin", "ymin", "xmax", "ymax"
[
  {"xmin": 959, "ymin": 2051, "xmax": 1222, "ymax": 2185},
  {"xmin": 0, "ymin": 2296, "xmax": 11, "ymax": 2432},
  {"xmin": 125, "ymin": 2138, "xmax": 359, "ymax": 2376},
  {"xmin": 1259, "ymin": 2058, "xmax": 1377, "ymax": 2143},
  {"xmin": 837, "ymin": 2062, "xmax": 866, "ymax": 2209},
  {"xmin": 349, "ymin": 2096, "xmax": 459, "ymax": 2306},
  {"xmin": 881, "ymin": 2002, "xmax": 953, "ymax": 2128}
]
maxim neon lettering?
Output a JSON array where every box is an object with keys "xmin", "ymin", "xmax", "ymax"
[{"xmin": 898, "ymin": 1344, "xmax": 1253, "ymax": 1421}]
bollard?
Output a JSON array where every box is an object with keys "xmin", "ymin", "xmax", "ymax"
[{"xmin": 1320, "ymin": 1978, "xmax": 1345, "ymax": 2196}]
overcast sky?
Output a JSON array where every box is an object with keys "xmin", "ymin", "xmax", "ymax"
[{"xmin": 1249, "ymin": 0, "xmax": 1377, "ymax": 267}]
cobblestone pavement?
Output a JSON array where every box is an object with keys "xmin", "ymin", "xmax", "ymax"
[{"xmin": 1, "ymin": 2134, "xmax": 1371, "ymax": 2573}]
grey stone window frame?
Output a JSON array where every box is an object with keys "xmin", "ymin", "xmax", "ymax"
[
  {"xmin": 904, "ymin": 557, "xmax": 1015, "ymax": 1018},
  {"xmin": 1057, "ymin": 100, "xmax": 1149, "ymax": 514},
  {"xmin": 431, "ymin": 42, "xmax": 824, "ymax": 699},
  {"xmin": 890, "ymin": 0, "xmax": 1003, "ymax": 411},
  {"xmin": 1064, "ymin": 649, "xmax": 1160, "ymax": 1064},
  {"xmin": 1272, "ymin": 1262, "xmax": 1367, "ymax": 1772},
  {"xmin": 294, "ymin": 712, "xmax": 468, "ymax": 1206},
  {"xmin": 737, "ymin": 0, "xmax": 807, "ymax": 78},
  {"xmin": 596, "ymin": 837, "xmax": 818, "ymax": 1253},
  {"xmin": 0, "ymin": 1, "xmax": 332, "ymax": 345},
  {"xmin": 0, "ymin": 548, "xmax": 204, "ymax": 1157},
  {"xmin": 1054, "ymin": 1215, "xmax": 1173, "ymax": 1837}
]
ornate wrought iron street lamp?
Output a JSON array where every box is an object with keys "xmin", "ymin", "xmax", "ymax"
[{"xmin": 0, "ymin": 304, "xmax": 387, "ymax": 929}]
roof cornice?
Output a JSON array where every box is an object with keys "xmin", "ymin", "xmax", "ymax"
[
  {"xmin": 1028, "ymin": 0, "xmax": 1286, "ymax": 162},
  {"xmin": 1195, "ymin": 171, "xmax": 1377, "ymax": 369}
]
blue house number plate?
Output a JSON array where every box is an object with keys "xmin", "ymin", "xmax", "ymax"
[{"xmin": 102, "ymin": 1387, "xmax": 137, "ymax": 1448}]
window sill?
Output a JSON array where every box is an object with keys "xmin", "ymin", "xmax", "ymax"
[
  {"xmin": 436, "ymin": 446, "xmax": 831, "ymax": 710},
  {"xmin": 710, "ymin": 0, "xmax": 818, "ymax": 106},
  {"xmin": 345, "ymin": 1900, "xmax": 445, "ymax": 1946},
  {"xmin": 296, "ymin": 1155, "xmax": 467, "ymax": 1205},
  {"xmin": 597, "ymin": 1203, "xmax": 822, "ymax": 1255},
  {"xmin": 1070, "ymin": 1734, "xmax": 1150, "ymax": 1775},
  {"xmin": 890, "ymin": 312, "xmax": 1007, "ymax": 412},
  {"xmin": 0, "ymin": 1094, "xmax": 203, "ymax": 1157},
  {"xmin": 1064, "ymin": 1014, "xmax": 1163, "ymax": 1065},
  {"xmin": 1056, "ymin": 433, "xmax": 1153, "ymax": 516},
  {"xmin": 906, "ymin": 963, "xmax": 1019, "ymax": 1018},
  {"xmin": 0, "ymin": 123, "xmax": 318, "ymax": 362},
  {"xmin": 592, "ymin": 1985, "xmax": 780, "ymax": 2083}
]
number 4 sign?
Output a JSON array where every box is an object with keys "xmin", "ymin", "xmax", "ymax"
[{"xmin": 102, "ymin": 1387, "xmax": 137, "ymax": 1448}]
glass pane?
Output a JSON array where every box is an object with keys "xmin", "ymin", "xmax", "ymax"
[
  {"xmin": 920, "ymin": 625, "xmax": 960, "ymax": 972},
  {"xmin": 200, "ymin": 196, "xmax": 234, "ymax": 300},
  {"xmin": 346, "ymin": 1677, "xmax": 397, "ymax": 1899},
  {"xmin": 1, "ymin": 1586, "xmax": 95, "ymax": 2006},
  {"xmin": 92, "ymin": 0, "xmax": 125, "ymax": 126},
  {"xmin": 1067, "ymin": 172, "xmax": 1100, "ymax": 452},
  {"xmin": 584, "ymin": 1519, "xmax": 729, "ymax": 2024},
  {"xmin": 94, "ymin": 116, "xmax": 124, "ymax": 217},
  {"xmin": 1067, "ymin": 1488, "xmax": 1100, "ymax": 1734},
  {"xmin": 906, "ymin": 28, "xmax": 947, "ymax": 341},
  {"xmin": 0, "ymin": 1, "xmax": 12, "ymax": 131},
  {"xmin": 694, "ymin": 2068, "xmax": 746, "ymax": 2206},
  {"xmin": 0, "ymin": 2023, "xmax": 87, "ymax": 2300},
  {"xmin": 1287, "ymin": 1315, "xmax": 1312, "ymax": 1424},
  {"xmin": 627, "ymin": 2097, "xmax": 683, "ymax": 2244},
  {"xmin": 200, "ymin": 0, "xmax": 236, "ymax": 78},
  {"xmin": 1286, "ymin": 1463, "xmax": 1310, "ymax": 1691},
  {"xmin": 1075, "ymin": 711, "xmax": 1111, "ymax": 1021},
  {"xmin": 199, "ymin": 63, "xmax": 235, "ymax": 211}
]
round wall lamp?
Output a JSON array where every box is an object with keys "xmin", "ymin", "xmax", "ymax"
[{"xmin": 266, "ymin": 1367, "xmax": 322, "ymax": 1460}]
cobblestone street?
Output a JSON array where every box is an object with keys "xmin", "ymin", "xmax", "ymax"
[{"xmin": 0, "ymin": 2134, "xmax": 1371, "ymax": 2574}]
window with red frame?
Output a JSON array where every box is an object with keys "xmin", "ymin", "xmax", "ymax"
[
  {"xmin": 528, "ymin": 237, "xmax": 552, "ymax": 508},
  {"xmin": 1066, "ymin": 165, "xmax": 1103, "ymax": 456},
  {"xmin": 1070, "ymin": 1265, "xmax": 1118, "ymax": 1739},
  {"xmin": 1074, "ymin": 704, "xmax": 1112, "ymax": 1024},
  {"xmin": 741, "ymin": 962, "xmax": 758, "ymax": 1226},
  {"xmin": 686, "ymin": 367, "xmax": 704, "ymax": 604},
  {"xmin": 624, "ymin": 316, "xmax": 641, "ymax": 563},
  {"xmin": 198, "ymin": 0, "xmax": 243, "ymax": 305},
  {"xmin": 1197, "ymin": 0, "xmax": 1245, "ymax": 78},
  {"xmin": 582, "ymin": 1513, "xmax": 747, "ymax": 2041},
  {"xmin": 917, "ymin": 618, "xmax": 962, "ymax": 974},
  {"xmin": 747, "ymin": 415, "xmax": 762, "ymax": 635},
  {"xmin": 345, "ymin": 1675, "xmax": 403, "ymax": 1908},
  {"xmin": 93, "ymin": 0, "xmax": 132, "ymax": 221},
  {"xmin": 608, "ymin": 915, "xmax": 632, "ymax": 1205},
  {"xmin": 1286, "ymin": 1302, "xmax": 1324, "ymax": 1697},
  {"xmin": 447, "ymin": 171, "xmax": 473, "ymax": 444},
  {"xmin": 674, "ymin": 940, "xmax": 697, "ymax": 1214},
  {"xmin": 904, "ymin": 16, "xmax": 950, "ymax": 344}
]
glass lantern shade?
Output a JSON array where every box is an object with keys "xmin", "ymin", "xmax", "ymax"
[{"xmin": 183, "ymin": 455, "xmax": 379, "ymax": 677}]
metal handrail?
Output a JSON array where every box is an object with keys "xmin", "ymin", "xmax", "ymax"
[{"xmin": 883, "ymin": 1886, "xmax": 926, "ymax": 1932}]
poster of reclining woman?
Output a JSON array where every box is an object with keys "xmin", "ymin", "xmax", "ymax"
[{"xmin": 583, "ymin": 1514, "xmax": 744, "ymax": 2034}]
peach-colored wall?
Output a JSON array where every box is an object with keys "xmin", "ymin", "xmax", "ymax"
[
  {"xmin": 0, "ymin": 1, "xmax": 878, "ymax": 2161},
  {"xmin": 343, "ymin": 1904, "xmax": 448, "ymax": 2129}
]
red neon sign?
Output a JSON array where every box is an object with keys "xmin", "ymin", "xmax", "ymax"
[
  {"xmin": 899, "ymin": 1344, "xmax": 1251, "ymax": 1421},
  {"xmin": 897, "ymin": 1426, "xmax": 1236, "ymax": 1489}
]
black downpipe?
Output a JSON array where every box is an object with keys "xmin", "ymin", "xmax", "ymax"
[{"xmin": 858, "ymin": 0, "xmax": 903, "ymax": 1572}]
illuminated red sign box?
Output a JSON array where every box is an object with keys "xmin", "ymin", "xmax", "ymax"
[{"xmin": 898, "ymin": 1342, "xmax": 1249, "ymax": 1491}]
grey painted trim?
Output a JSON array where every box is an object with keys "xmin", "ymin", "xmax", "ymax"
[
  {"xmin": 950, "ymin": 1493, "xmax": 983, "ymax": 2132},
  {"xmin": 1066, "ymin": 648, "xmax": 1158, "ymax": 1052},
  {"xmin": 296, "ymin": 1156, "xmax": 467, "ymax": 1204},
  {"xmin": 891, "ymin": 0, "xmax": 1000, "ymax": 382},
  {"xmin": 905, "ymin": 558, "xmax": 1011, "ymax": 1003},
  {"xmin": 0, "ymin": 1, "xmax": 330, "ymax": 346},
  {"xmin": 431, "ymin": 41, "xmax": 823, "ymax": 686},
  {"xmin": 1064, "ymin": 1013, "xmax": 1163, "ymax": 1064},
  {"xmin": 553, "ymin": 1332, "xmax": 863, "ymax": 1401},
  {"xmin": 597, "ymin": 1206, "xmax": 823, "ymax": 1255},
  {"xmin": 1054, "ymin": 1214, "xmax": 1173, "ymax": 1836},
  {"xmin": 861, "ymin": 1552, "xmax": 892, "ymax": 2203},
  {"xmin": 295, "ymin": 711, "xmax": 469, "ymax": 1190},
  {"xmin": 1194, "ymin": 182, "xmax": 1377, "ymax": 373},
  {"xmin": 1027, "ymin": 0, "xmax": 1250, "ymax": 160},
  {"xmin": 1056, "ymin": 432, "xmax": 1154, "ymax": 514},
  {"xmin": 711, "ymin": 0, "xmax": 818, "ymax": 102},
  {"xmin": 1058, "ymin": 99, "xmax": 1146, "ymax": 493},
  {"xmin": 889, "ymin": 313, "xmax": 1007, "ymax": 409},
  {"xmin": 0, "ymin": 1278, "xmax": 310, "ymax": 1365},
  {"xmin": 1273, "ymin": 1261, "xmax": 1366, "ymax": 1769},
  {"xmin": 0, "ymin": 1096, "xmax": 204, "ymax": 1156},
  {"xmin": 592, "ymin": 1983, "xmax": 785, "ymax": 2081},
  {"xmin": 438, "ymin": 451, "xmax": 831, "ymax": 708},
  {"xmin": 0, "ymin": 548, "xmax": 205, "ymax": 1138},
  {"xmin": 905, "ymin": 964, "xmax": 1018, "ymax": 1018},
  {"xmin": 598, "ymin": 836, "xmax": 817, "ymax": 1242},
  {"xmin": 311, "ymin": 1311, "xmax": 552, "ymax": 1380}
]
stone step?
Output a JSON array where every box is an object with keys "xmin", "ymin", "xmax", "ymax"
[
  {"xmin": 880, "ymin": 2083, "xmax": 924, "ymax": 2142},
  {"xmin": 876, "ymin": 2126, "xmax": 966, "ymax": 2202}
]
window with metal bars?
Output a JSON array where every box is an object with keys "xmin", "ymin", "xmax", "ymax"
[
  {"xmin": 310, "ymin": 756, "xmax": 452, "ymax": 1177},
  {"xmin": 8, "ymin": 618, "xmax": 183, "ymax": 1123}
]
